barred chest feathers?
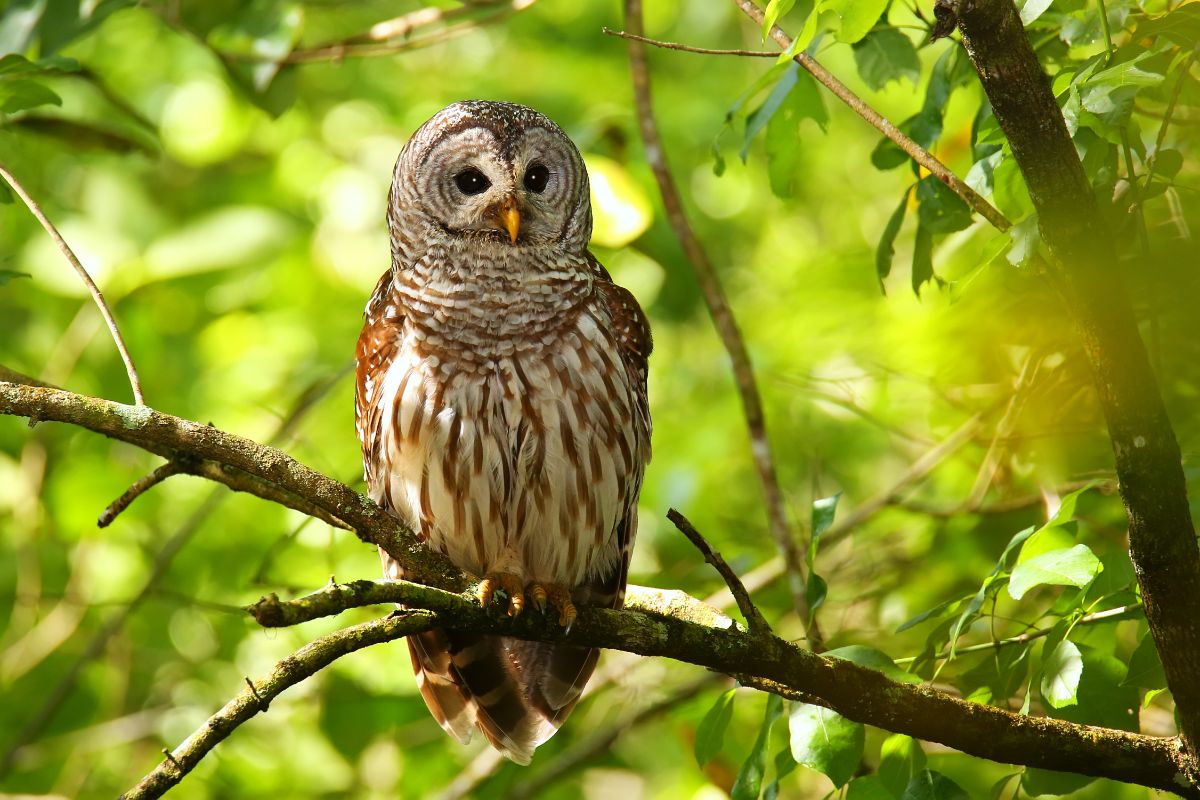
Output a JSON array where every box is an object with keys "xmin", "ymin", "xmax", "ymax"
[{"xmin": 365, "ymin": 244, "xmax": 644, "ymax": 589}]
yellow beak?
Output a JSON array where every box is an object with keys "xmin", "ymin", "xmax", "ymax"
[{"xmin": 495, "ymin": 196, "xmax": 520, "ymax": 243}]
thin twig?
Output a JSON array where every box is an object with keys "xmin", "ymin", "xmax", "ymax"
[
  {"xmin": 729, "ymin": 0, "xmax": 1011, "ymax": 232},
  {"xmin": 603, "ymin": 28, "xmax": 775, "ymax": 57},
  {"xmin": 119, "ymin": 612, "xmax": 439, "ymax": 800},
  {"xmin": 709, "ymin": 409, "xmax": 989, "ymax": 608},
  {"xmin": 893, "ymin": 603, "xmax": 1143, "ymax": 665},
  {"xmin": 0, "ymin": 162, "xmax": 145, "ymax": 404},
  {"xmin": 277, "ymin": 0, "xmax": 536, "ymax": 63},
  {"xmin": 623, "ymin": 0, "xmax": 824, "ymax": 650},
  {"xmin": 98, "ymin": 460, "xmax": 189, "ymax": 528},
  {"xmin": 669, "ymin": 508, "xmax": 772, "ymax": 635}
]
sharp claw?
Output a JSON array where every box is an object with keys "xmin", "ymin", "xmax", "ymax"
[{"xmin": 529, "ymin": 584, "xmax": 548, "ymax": 613}]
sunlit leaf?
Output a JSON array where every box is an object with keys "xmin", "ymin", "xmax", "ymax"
[
  {"xmin": 830, "ymin": 0, "xmax": 889, "ymax": 43},
  {"xmin": 788, "ymin": 703, "xmax": 864, "ymax": 788},
  {"xmin": 1040, "ymin": 639, "xmax": 1083, "ymax": 708},
  {"xmin": 1008, "ymin": 545, "xmax": 1103, "ymax": 600}
]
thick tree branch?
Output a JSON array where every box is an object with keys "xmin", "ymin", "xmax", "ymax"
[
  {"xmin": 5, "ymin": 380, "xmax": 1196, "ymax": 795},
  {"xmin": 247, "ymin": 578, "xmax": 1198, "ymax": 796},
  {"xmin": 119, "ymin": 612, "xmax": 441, "ymax": 800},
  {"xmin": 0, "ymin": 380, "xmax": 468, "ymax": 592},
  {"xmin": 623, "ymin": 0, "xmax": 823, "ymax": 649},
  {"xmin": 947, "ymin": 0, "xmax": 1200, "ymax": 777}
]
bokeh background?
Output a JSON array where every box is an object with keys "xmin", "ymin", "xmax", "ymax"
[{"xmin": 1, "ymin": 0, "xmax": 1197, "ymax": 797}]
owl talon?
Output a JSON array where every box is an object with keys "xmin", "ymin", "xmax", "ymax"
[
  {"xmin": 478, "ymin": 572, "xmax": 526, "ymax": 617},
  {"xmin": 531, "ymin": 583, "xmax": 577, "ymax": 631},
  {"xmin": 528, "ymin": 583, "xmax": 549, "ymax": 614}
]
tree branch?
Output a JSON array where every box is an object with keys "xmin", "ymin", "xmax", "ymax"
[
  {"xmin": 669, "ymin": 508, "xmax": 772, "ymax": 636},
  {"xmin": 623, "ymin": 0, "xmax": 823, "ymax": 650},
  {"xmin": 730, "ymin": 0, "xmax": 1011, "ymax": 232},
  {"xmin": 947, "ymin": 0, "xmax": 1200, "ymax": 777},
  {"xmin": 0, "ymin": 163, "xmax": 145, "ymax": 405},
  {"xmin": 0, "ymin": 379, "xmax": 468, "ymax": 592},
  {"xmin": 119, "ymin": 612, "xmax": 441, "ymax": 800},
  {"xmin": 3, "ymin": 376, "xmax": 1198, "ymax": 793},
  {"xmin": 246, "ymin": 578, "xmax": 1199, "ymax": 796}
]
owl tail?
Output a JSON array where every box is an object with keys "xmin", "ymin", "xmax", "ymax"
[{"xmin": 407, "ymin": 629, "xmax": 599, "ymax": 764}]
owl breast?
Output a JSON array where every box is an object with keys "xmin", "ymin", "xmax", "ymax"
[{"xmin": 369, "ymin": 250, "xmax": 645, "ymax": 588}]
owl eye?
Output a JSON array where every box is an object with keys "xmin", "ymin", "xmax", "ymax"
[
  {"xmin": 523, "ymin": 164, "xmax": 550, "ymax": 193},
  {"xmin": 454, "ymin": 168, "xmax": 491, "ymax": 196}
]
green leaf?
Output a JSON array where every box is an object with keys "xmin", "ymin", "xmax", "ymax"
[
  {"xmin": 1006, "ymin": 215, "xmax": 1039, "ymax": 268},
  {"xmin": 876, "ymin": 187, "xmax": 910, "ymax": 289},
  {"xmin": 763, "ymin": 746, "xmax": 798, "ymax": 800},
  {"xmin": 0, "ymin": 78, "xmax": 61, "ymax": 113},
  {"xmin": 846, "ymin": 775, "xmax": 896, "ymax": 800},
  {"xmin": 852, "ymin": 29, "xmax": 920, "ymax": 92},
  {"xmin": 896, "ymin": 595, "xmax": 966, "ymax": 633},
  {"xmin": 732, "ymin": 693, "xmax": 784, "ymax": 800},
  {"xmin": 1040, "ymin": 639, "xmax": 1083, "ymax": 708},
  {"xmin": 831, "ymin": 0, "xmax": 889, "ymax": 43},
  {"xmin": 1047, "ymin": 643, "xmax": 1139, "ymax": 732},
  {"xmin": 1008, "ymin": 545, "xmax": 1103, "ymax": 600},
  {"xmin": 0, "ymin": 269, "xmax": 31, "ymax": 285},
  {"xmin": 1123, "ymin": 630, "xmax": 1167, "ymax": 691},
  {"xmin": 763, "ymin": 69, "xmax": 828, "ymax": 197},
  {"xmin": 762, "ymin": 0, "xmax": 799, "ymax": 37},
  {"xmin": 1022, "ymin": 767, "xmax": 1096, "ymax": 796},
  {"xmin": 209, "ymin": 0, "xmax": 304, "ymax": 92},
  {"xmin": 695, "ymin": 688, "xmax": 736, "ymax": 767},
  {"xmin": 805, "ymin": 572, "xmax": 827, "ymax": 614},
  {"xmin": 743, "ymin": 64, "xmax": 801, "ymax": 161},
  {"xmin": 825, "ymin": 645, "xmax": 922, "ymax": 684},
  {"xmin": 909, "ymin": 49, "xmax": 956, "ymax": 150},
  {"xmin": 1150, "ymin": 148, "xmax": 1183, "ymax": 181},
  {"xmin": 811, "ymin": 492, "xmax": 840, "ymax": 542},
  {"xmin": 788, "ymin": 703, "xmax": 864, "ymax": 788},
  {"xmin": 1133, "ymin": 3, "xmax": 1200, "ymax": 46},
  {"xmin": 879, "ymin": 734, "xmax": 927, "ymax": 796},
  {"xmin": 901, "ymin": 770, "xmax": 969, "ymax": 800},
  {"xmin": 916, "ymin": 176, "xmax": 973, "ymax": 234},
  {"xmin": 911, "ymin": 222, "xmax": 934, "ymax": 296},
  {"xmin": 1019, "ymin": 0, "xmax": 1054, "ymax": 25}
]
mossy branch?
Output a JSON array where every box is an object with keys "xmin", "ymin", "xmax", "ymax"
[{"xmin": 2, "ymin": 377, "xmax": 1198, "ymax": 797}]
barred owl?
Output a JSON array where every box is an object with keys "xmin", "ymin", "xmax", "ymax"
[{"xmin": 354, "ymin": 100, "xmax": 651, "ymax": 763}]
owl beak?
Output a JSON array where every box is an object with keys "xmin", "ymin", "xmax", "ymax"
[{"xmin": 494, "ymin": 196, "xmax": 521, "ymax": 243}]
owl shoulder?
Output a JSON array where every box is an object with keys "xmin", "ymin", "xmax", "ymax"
[{"xmin": 586, "ymin": 252, "xmax": 652, "ymax": 376}]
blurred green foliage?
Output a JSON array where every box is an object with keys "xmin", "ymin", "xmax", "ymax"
[{"xmin": 0, "ymin": 0, "xmax": 1197, "ymax": 797}]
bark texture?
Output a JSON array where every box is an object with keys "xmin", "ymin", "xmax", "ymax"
[{"xmin": 951, "ymin": 0, "xmax": 1200, "ymax": 775}]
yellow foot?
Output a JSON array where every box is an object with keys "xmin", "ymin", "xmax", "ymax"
[
  {"xmin": 527, "ymin": 582, "xmax": 577, "ymax": 632},
  {"xmin": 478, "ymin": 572, "xmax": 525, "ymax": 617}
]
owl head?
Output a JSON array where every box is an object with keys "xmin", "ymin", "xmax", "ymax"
[{"xmin": 388, "ymin": 100, "xmax": 592, "ymax": 261}]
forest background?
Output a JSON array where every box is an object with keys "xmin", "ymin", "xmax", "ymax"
[{"xmin": 1, "ymin": 0, "xmax": 1198, "ymax": 798}]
